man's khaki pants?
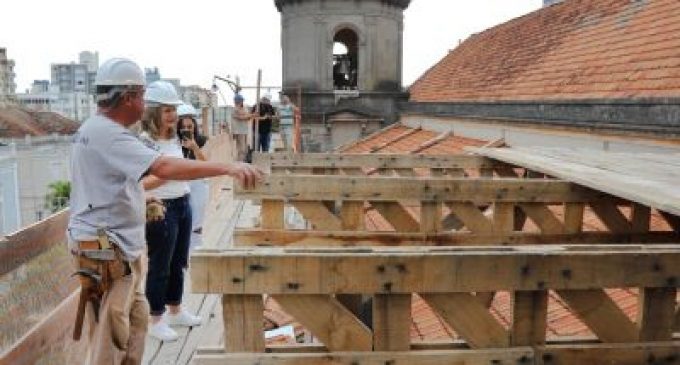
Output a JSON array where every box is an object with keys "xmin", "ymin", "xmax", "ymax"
[{"xmin": 81, "ymin": 256, "xmax": 149, "ymax": 365}]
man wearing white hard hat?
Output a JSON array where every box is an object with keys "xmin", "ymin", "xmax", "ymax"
[{"xmin": 68, "ymin": 58, "xmax": 263, "ymax": 364}]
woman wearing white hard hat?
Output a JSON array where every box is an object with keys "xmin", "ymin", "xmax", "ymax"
[
  {"xmin": 140, "ymin": 81, "xmax": 201, "ymax": 342},
  {"xmin": 176, "ymin": 104, "xmax": 209, "ymax": 250}
]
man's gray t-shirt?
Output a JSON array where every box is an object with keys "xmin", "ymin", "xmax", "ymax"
[{"xmin": 68, "ymin": 114, "xmax": 160, "ymax": 261}]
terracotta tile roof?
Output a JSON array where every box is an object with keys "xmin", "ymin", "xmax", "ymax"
[
  {"xmin": 410, "ymin": 0, "xmax": 680, "ymax": 102},
  {"xmin": 0, "ymin": 107, "xmax": 79, "ymax": 137}
]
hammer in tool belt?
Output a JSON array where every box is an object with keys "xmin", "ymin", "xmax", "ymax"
[{"xmin": 72, "ymin": 229, "xmax": 120, "ymax": 341}]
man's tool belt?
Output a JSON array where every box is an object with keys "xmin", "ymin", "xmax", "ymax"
[{"xmin": 72, "ymin": 234, "xmax": 131, "ymax": 341}]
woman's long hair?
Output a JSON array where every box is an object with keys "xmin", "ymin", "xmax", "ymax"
[
  {"xmin": 176, "ymin": 116, "xmax": 202, "ymax": 142},
  {"xmin": 141, "ymin": 106, "xmax": 177, "ymax": 140}
]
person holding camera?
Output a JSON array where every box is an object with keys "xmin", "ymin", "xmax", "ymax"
[
  {"xmin": 177, "ymin": 104, "xmax": 208, "ymax": 249},
  {"xmin": 139, "ymin": 82, "xmax": 200, "ymax": 342}
]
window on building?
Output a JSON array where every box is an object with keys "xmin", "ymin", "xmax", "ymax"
[{"xmin": 332, "ymin": 28, "xmax": 358, "ymax": 90}]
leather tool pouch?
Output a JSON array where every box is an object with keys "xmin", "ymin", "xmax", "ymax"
[{"xmin": 72, "ymin": 238, "xmax": 130, "ymax": 341}]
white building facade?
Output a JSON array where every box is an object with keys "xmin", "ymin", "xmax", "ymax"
[
  {"xmin": 0, "ymin": 48, "xmax": 17, "ymax": 107},
  {"xmin": 17, "ymin": 84, "xmax": 96, "ymax": 122}
]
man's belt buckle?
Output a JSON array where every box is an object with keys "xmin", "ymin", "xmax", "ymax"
[{"xmin": 80, "ymin": 249, "xmax": 116, "ymax": 261}]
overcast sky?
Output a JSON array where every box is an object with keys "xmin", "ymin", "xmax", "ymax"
[{"xmin": 1, "ymin": 0, "xmax": 540, "ymax": 101}]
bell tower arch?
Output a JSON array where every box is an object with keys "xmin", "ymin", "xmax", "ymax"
[{"xmin": 276, "ymin": 0, "xmax": 411, "ymax": 151}]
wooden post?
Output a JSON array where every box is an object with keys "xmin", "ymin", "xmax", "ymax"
[
  {"xmin": 373, "ymin": 294, "xmax": 412, "ymax": 351},
  {"xmin": 637, "ymin": 288, "xmax": 677, "ymax": 341},
  {"xmin": 512, "ymin": 290, "xmax": 548, "ymax": 346},
  {"xmin": 222, "ymin": 295, "xmax": 265, "ymax": 352},
  {"xmin": 261, "ymin": 200, "xmax": 284, "ymax": 229}
]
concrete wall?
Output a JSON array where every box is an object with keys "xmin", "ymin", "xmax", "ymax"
[
  {"xmin": 2, "ymin": 136, "xmax": 73, "ymax": 225},
  {"xmin": 279, "ymin": 0, "xmax": 405, "ymax": 91},
  {"xmin": 401, "ymin": 99, "xmax": 680, "ymax": 136}
]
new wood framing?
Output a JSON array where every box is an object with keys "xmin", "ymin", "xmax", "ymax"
[
  {"xmin": 191, "ymin": 245, "xmax": 679, "ymax": 362},
  {"xmin": 191, "ymin": 245, "xmax": 680, "ymax": 294},
  {"xmin": 235, "ymin": 175, "xmax": 608, "ymax": 203},
  {"xmin": 233, "ymin": 229, "xmax": 680, "ymax": 247},
  {"xmin": 193, "ymin": 342, "xmax": 680, "ymax": 365},
  {"xmin": 253, "ymin": 152, "xmax": 500, "ymax": 169}
]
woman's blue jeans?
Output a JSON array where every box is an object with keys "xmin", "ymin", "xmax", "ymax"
[{"xmin": 145, "ymin": 194, "xmax": 192, "ymax": 316}]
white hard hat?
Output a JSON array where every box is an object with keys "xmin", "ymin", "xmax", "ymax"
[
  {"xmin": 177, "ymin": 103, "xmax": 198, "ymax": 117},
  {"xmin": 95, "ymin": 58, "xmax": 145, "ymax": 86},
  {"xmin": 144, "ymin": 81, "xmax": 183, "ymax": 106}
]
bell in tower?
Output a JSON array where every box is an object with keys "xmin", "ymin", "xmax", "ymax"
[{"xmin": 275, "ymin": 0, "xmax": 411, "ymax": 151}]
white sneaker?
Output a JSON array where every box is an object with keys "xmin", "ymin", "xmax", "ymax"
[
  {"xmin": 165, "ymin": 309, "xmax": 202, "ymax": 327},
  {"xmin": 148, "ymin": 321, "xmax": 179, "ymax": 342}
]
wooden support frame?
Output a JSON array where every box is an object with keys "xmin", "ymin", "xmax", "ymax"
[
  {"xmin": 512, "ymin": 290, "xmax": 548, "ymax": 346},
  {"xmin": 253, "ymin": 152, "xmax": 501, "ymax": 170},
  {"xmin": 556, "ymin": 289, "xmax": 638, "ymax": 343},
  {"xmin": 232, "ymin": 229, "xmax": 680, "ymax": 247},
  {"xmin": 193, "ymin": 342, "xmax": 680, "ymax": 364},
  {"xmin": 235, "ymin": 175, "xmax": 608, "ymax": 203},
  {"xmin": 422, "ymin": 293, "xmax": 509, "ymax": 348},
  {"xmin": 271, "ymin": 295, "xmax": 372, "ymax": 351},
  {"xmin": 191, "ymin": 245, "xmax": 680, "ymax": 294},
  {"xmin": 193, "ymin": 347, "xmax": 535, "ymax": 364}
]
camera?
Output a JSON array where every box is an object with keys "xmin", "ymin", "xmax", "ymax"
[{"xmin": 180, "ymin": 129, "xmax": 192, "ymax": 140}]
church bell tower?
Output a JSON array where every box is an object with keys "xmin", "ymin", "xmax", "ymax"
[{"xmin": 275, "ymin": 0, "xmax": 411, "ymax": 151}]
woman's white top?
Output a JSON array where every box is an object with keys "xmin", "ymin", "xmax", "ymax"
[{"xmin": 142, "ymin": 135, "xmax": 190, "ymax": 200}]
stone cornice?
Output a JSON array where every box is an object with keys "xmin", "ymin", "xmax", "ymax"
[{"xmin": 275, "ymin": 0, "xmax": 410, "ymax": 12}]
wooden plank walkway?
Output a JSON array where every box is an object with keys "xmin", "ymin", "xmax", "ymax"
[
  {"xmin": 141, "ymin": 180, "xmax": 259, "ymax": 365},
  {"xmin": 471, "ymin": 146, "xmax": 680, "ymax": 216}
]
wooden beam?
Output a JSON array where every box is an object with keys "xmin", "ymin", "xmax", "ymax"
[
  {"xmin": 631, "ymin": 203, "xmax": 651, "ymax": 233},
  {"xmin": 519, "ymin": 203, "xmax": 565, "ymax": 234},
  {"xmin": 222, "ymin": 295, "xmax": 265, "ymax": 352},
  {"xmin": 191, "ymin": 245, "xmax": 680, "ymax": 294},
  {"xmin": 0, "ymin": 210, "xmax": 69, "ymax": 275},
  {"xmin": 369, "ymin": 202, "xmax": 420, "ymax": 232},
  {"xmin": 233, "ymin": 229, "xmax": 680, "ymax": 247},
  {"xmin": 637, "ymin": 288, "xmax": 677, "ymax": 341},
  {"xmin": 193, "ymin": 348, "xmax": 535, "ymax": 365},
  {"xmin": 291, "ymin": 201, "xmax": 342, "ymax": 231},
  {"xmin": 393, "ymin": 168, "xmax": 416, "ymax": 177},
  {"xmin": 420, "ymin": 201, "xmax": 442, "ymax": 233},
  {"xmin": 563, "ymin": 203, "xmax": 584, "ymax": 234},
  {"xmin": 261, "ymin": 200, "xmax": 284, "ymax": 229},
  {"xmin": 0, "ymin": 289, "xmax": 89, "ymax": 365},
  {"xmin": 494, "ymin": 203, "xmax": 515, "ymax": 232},
  {"xmin": 589, "ymin": 202, "xmax": 632, "ymax": 233},
  {"xmin": 340, "ymin": 201, "xmax": 365, "ymax": 231},
  {"xmin": 254, "ymin": 153, "xmax": 500, "ymax": 169},
  {"xmin": 272, "ymin": 295, "xmax": 372, "ymax": 351},
  {"xmin": 556, "ymin": 289, "xmax": 638, "ymax": 343},
  {"xmin": 236, "ymin": 175, "xmax": 605, "ymax": 203},
  {"xmin": 445, "ymin": 202, "xmax": 494, "ymax": 233},
  {"xmin": 419, "ymin": 293, "xmax": 509, "ymax": 348},
  {"xmin": 661, "ymin": 211, "xmax": 680, "ymax": 233},
  {"xmin": 535, "ymin": 342, "xmax": 680, "ymax": 365},
  {"xmin": 512, "ymin": 290, "xmax": 548, "ymax": 346},
  {"xmin": 372, "ymin": 294, "xmax": 411, "ymax": 351}
]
